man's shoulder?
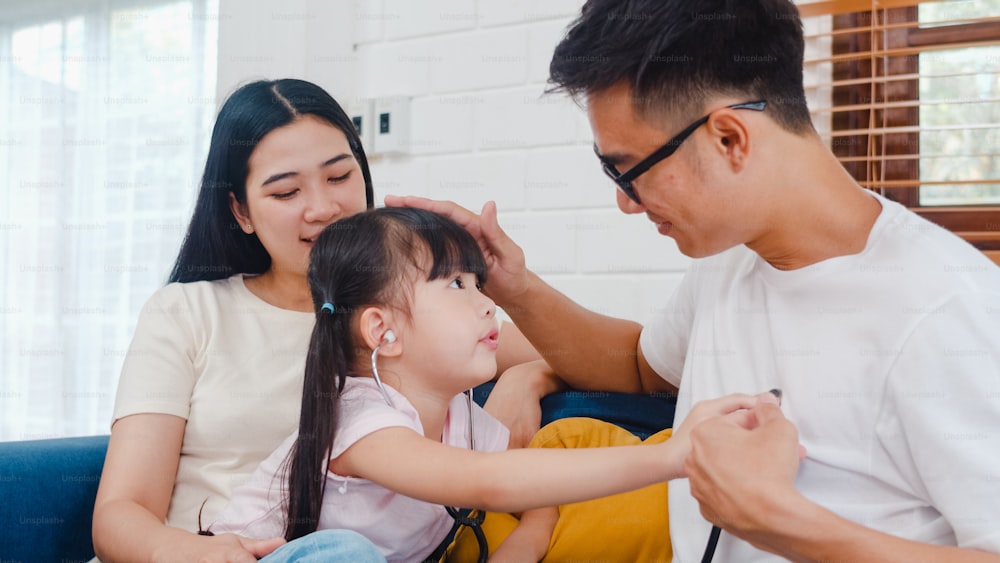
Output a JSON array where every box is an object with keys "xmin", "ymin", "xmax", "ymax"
[{"xmin": 874, "ymin": 207, "xmax": 1000, "ymax": 288}]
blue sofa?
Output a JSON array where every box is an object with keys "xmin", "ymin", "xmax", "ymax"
[
  {"xmin": 0, "ymin": 434, "xmax": 109, "ymax": 561},
  {"xmin": 0, "ymin": 391, "xmax": 674, "ymax": 561}
]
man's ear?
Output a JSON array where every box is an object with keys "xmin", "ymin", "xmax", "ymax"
[
  {"xmin": 228, "ymin": 192, "xmax": 253, "ymax": 234},
  {"xmin": 359, "ymin": 307, "xmax": 401, "ymax": 356},
  {"xmin": 705, "ymin": 110, "xmax": 751, "ymax": 171}
]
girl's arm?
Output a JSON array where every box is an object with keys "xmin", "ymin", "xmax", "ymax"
[
  {"xmin": 334, "ymin": 393, "xmax": 774, "ymax": 512},
  {"xmin": 92, "ymin": 413, "xmax": 285, "ymax": 563}
]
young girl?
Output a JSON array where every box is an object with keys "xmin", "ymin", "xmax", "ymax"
[{"xmin": 210, "ymin": 207, "xmax": 775, "ymax": 561}]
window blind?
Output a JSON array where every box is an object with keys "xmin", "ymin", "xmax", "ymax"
[{"xmin": 798, "ymin": 0, "xmax": 1000, "ymax": 264}]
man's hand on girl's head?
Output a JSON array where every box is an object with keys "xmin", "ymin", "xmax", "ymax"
[{"xmin": 383, "ymin": 195, "xmax": 531, "ymax": 303}]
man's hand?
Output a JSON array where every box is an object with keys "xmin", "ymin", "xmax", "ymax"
[
  {"xmin": 664, "ymin": 392, "xmax": 781, "ymax": 480},
  {"xmin": 684, "ymin": 402, "xmax": 804, "ymax": 546},
  {"xmin": 383, "ymin": 196, "xmax": 530, "ymax": 304}
]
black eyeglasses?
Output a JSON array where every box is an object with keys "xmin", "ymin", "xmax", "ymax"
[{"xmin": 595, "ymin": 100, "xmax": 767, "ymax": 204}]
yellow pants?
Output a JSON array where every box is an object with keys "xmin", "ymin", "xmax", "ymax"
[{"xmin": 446, "ymin": 417, "xmax": 672, "ymax": 562}]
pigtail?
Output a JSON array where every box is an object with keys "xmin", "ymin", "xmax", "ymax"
[{"xmin": 283, "ymin": 308, "xmax": 350, "ymax": 541}]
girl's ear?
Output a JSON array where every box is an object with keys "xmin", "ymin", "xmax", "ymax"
[
  {"xmin": 228, "ymin": 192, "xmax": 254, "ymax": 234},
  {"xmin": 358, "ymin": 307, "xmax": 401, "ymax": 356}
]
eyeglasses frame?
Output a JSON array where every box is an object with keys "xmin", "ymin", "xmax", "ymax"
[{"xmin": 596, "ymin": 100, "xmax": 768, "ymax": 204}]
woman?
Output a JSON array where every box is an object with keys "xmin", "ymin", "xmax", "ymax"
[{"xmin": 92, "ymin": 79, "xmax": 545, "ymax": 562}]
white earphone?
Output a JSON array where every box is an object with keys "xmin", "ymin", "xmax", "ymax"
[{"xmin": 371, "ymin": 330, "xmax": 397, "ymax": 407}]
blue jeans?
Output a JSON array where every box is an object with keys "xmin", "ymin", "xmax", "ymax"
[{"xmin": 260, "ymin": 529, "xmax": 386, "ymax": 563}]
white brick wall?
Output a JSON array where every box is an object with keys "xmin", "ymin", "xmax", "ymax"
[
  {"xmin": 351, "ymin": 0, "xmax": 689, "ymax": 324},
  {"xmin": 216, "ymin": 0, "xmax": 692, "ymax": 325}
]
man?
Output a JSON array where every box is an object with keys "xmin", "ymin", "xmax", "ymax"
[{"xmin": 387, "ymin": 0, "xmax": 1000, "ymax": 560}]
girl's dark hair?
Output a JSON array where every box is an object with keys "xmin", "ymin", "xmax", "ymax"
[
  {"xmin": 283, "ymin": 207, "xmax": 488, "ymax": 541},
  {"xmin": 548, "ymin": 0, "xmax": 813, "ymax": 133},
  {"xmin": 168, "ymin": 79, "xmax": 375, "ymax": 283}
]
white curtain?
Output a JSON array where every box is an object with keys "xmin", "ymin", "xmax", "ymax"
[{"xmin": 1, "ymin": 0, "xmax": 218, "ymax": 440}]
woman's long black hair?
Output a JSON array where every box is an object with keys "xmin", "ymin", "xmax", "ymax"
[
  {"xmin": 168, "ymin": 79, "xmax": 375, "ymax": 283},
  {"xmin": 283, "ymin": 207, "xmax": 487, "ymax": 541}
]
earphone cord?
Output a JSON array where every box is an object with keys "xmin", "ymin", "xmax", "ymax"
[
  {"xmin": 445, "ymin": 505, "xmax": 487, "ymax": 563},
  {"xmin": 371, "ymin": 343, "xmax": 485, "ymax": 561},
  {"xmin": 370, "ymin": 343, "xmax": 395, "ymax": 407},
  {"xmin": 444, "ymin": 391, "xmax": 487, "ymax": 563},
  {"xmin": 701, "ymin": 524, "xmax": 722, "ymax": 563}
]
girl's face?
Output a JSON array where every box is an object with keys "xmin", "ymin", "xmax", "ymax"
[
  {"xmin": 402, "ymin": 271, "xmax": 499, "ymax": 391},
  {"xmin": 231, "ymin": 115, "xmax": 367, "ymax": 277}
]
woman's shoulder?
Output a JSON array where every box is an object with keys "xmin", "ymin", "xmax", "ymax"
[
  {"xmin": 143, "ymin": 275, "xmax": 247, "ymax": 310},
  {"xmin": 129, "ymin": 276, "xmax": 256, "ymax": 335}
]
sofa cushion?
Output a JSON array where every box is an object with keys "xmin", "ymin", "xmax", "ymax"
[{"xmin": 0, "ymin": 435, "xmax": 109, "ymax": 561}]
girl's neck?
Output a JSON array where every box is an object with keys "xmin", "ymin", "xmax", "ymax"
[
  {"xmin": 244, "ymin": 269, "xmax": 312, "ymax": 312},
  {"xmin": 394, "ymin": 383, "xmax": 456, "ymax": 443}
]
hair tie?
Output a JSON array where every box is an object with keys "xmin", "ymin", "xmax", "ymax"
[{"xmin": 320, "ymin": 303, "xmax": 335, "ymax": 314}]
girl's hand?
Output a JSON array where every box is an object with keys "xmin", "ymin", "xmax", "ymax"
[
  {"xmin": 660, "ymin": 392, "xmax": 781, "ymax": 479},
  {"xmin": 151, "ymin": 534, "xmax": 286, "ymax": 563}
]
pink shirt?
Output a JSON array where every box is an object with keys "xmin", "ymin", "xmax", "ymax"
[{"xmin": 211, "ymin": 377, "xmax": 510, "ymax": 562}]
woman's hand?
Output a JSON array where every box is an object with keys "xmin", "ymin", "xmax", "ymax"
[
  {"xmin": 383, "ymin": 197, "xmax": 530, "ymax": 304},
  {"xmin": 151, "ymin": 534, "xmax": 286, "ymax": 563},
  {"xmin": 484, "ymin": 360, "xmax": 567, "ymax": 448}
]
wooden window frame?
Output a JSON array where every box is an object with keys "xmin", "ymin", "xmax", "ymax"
[{"xmin": 830, "ymin": 7, "xmax": 1000, "ymax": 263}]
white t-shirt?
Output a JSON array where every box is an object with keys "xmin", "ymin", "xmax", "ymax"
[
  {"xmin": 211, "ymin": 377, "xmax": 510, "ymax": 562},
  {"xmin": 640, "ymin": 194, "xmax": 1000, "ymax": 561},
  {"xmin": 112, "ymin": 275, "xmax": 313, "ymax": 531}
]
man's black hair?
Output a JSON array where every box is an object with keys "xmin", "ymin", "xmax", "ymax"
[{"xmin": 549, "ymin": 0, "xmax": 813, "ymax": 132}]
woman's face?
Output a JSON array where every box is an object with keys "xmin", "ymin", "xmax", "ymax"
[{"xmin": 231, "ymin": 115, "xmax": 368, "ymax": 277}]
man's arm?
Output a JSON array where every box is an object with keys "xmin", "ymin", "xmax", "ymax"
[
  {"xmin": 686, "ymin": 404, "xmax": 1000, "ymax": 563},
  {"xmin": 504, "ymin": 269, "xmax": 673, "ymax": 394},
  {"xmin": 758, "ymin": 492, "xmax": 1000, "ymax": 563}
]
